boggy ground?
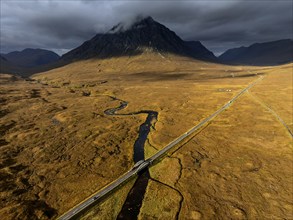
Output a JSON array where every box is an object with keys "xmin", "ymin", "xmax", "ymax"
[
  {"xmin": 141, "ymin": 64, "xmax": 293, "ymax": 219},
  {"xmin": 0, "ymin": 74, "xmax": 147, "ymax": 219},
  {"xmin": 0, "ymin": 53, "xmax": 292, "ymax": 219}
]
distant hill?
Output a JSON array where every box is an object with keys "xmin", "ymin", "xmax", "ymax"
[
  {"xmin": 2, "ymin": 48, "xmax": 60, "ymax": 68},
  {"xmin": 0, "ymin": 60, "xmax": 66, "ymax": 78},
  {"xmin": 1, "ymin": 54, "xmax": 15, "ymax": 72},
  {"xmin": 1, "ymin": 55, "xmax": 7, "ymax": 62},
  {"xmin": 62, "ymin": 16, "xmax": 217, "ymax": 62},
  {"xmin": 0, "ymin": 54, "xmax": 39, "ymax": 77},
  {"xmin": 219, "ymin": 39, "xmax": 293, "ymax": 66}
]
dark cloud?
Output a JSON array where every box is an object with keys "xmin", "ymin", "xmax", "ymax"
[{"xmin": 1, "ymin": 0, "xmax": 292, "ymax": 56}]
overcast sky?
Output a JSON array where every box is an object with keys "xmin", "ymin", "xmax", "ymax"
[{"xmin": 1, "ymin": 0, "xmax": 292, "ymax": 56}]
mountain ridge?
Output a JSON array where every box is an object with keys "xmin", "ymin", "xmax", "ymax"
[
  {"xmin": 2, "ymin": 48, "xmax": 60, "ymax": 68},
  {"xmin": 219, "ymin": 39, "xmax": 293, "ymax": 65},
  {"xmin": 1, "ymin": 18, "xmax": 292, "ymax": 77}
]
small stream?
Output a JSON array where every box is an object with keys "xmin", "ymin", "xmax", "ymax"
[{"xmin": 104, "ymin": 96, "xmax": 158, "ymax": 219}]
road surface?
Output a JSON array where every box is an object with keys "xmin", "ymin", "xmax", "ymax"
[{"xmin": 58, "ymin": 76, "xmax": 263, "ymax": 220}]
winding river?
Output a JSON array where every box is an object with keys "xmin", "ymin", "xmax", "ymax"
[{"xmin": 104, "ymin": 96, "xmax": 158, "ymax": 219}]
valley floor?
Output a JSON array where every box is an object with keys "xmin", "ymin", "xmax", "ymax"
[{"xmin": 0, "ymin": 57, "xmax": 292, "ymax": 219}]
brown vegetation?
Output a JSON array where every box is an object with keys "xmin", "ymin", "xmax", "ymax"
[{"xmin": 0, "ymin": 54, "xmax": 292, "ymax": 219}]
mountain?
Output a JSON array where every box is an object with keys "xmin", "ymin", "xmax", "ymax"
[
  {"xmin": 0, "ymin": 55, "xmax": 23, "ymax": 74},
  {"xmin": 62, "ymin": 16, "xmax": 217, "ymax": 62},
  {"xmin": 0, "ymin": 54, "xmax": 65, "ymax": 77},
  {"xmin": 2, "ymin": 48, "xmax": 60, "ymax": 68},
  {"xmin": 1, "ymin": 54, "xmax": 13, "ymax": 71},
  {"xmin": 184, "ymin": 41, "xmax": 216, "ymax": 60},
  {"xmin": 2, "ymin": 17, "xmax": 217, "ymax": 76},
  {"xmin": 219, "ymin": 39, "xmax": 293, "ymax": 66},
  {"xmin": 1, "ymin": 55, "xmax": 7, "ymax": 62},
  {"xmin": 0, "ymin": 55, "xmax": 10, "ymax": 72}
]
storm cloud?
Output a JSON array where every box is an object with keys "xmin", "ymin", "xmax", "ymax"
[{"xmin": 1, "ymin": 0, "xmax": 292, "ymax": 55}]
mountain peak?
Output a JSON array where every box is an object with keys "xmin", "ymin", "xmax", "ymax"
[
  {"xmin": 133, "ymin": 16, "xmax": 155, "ymax": 26},
  {"xmin": 109, "ymin": 16, "xmax": 156, "ymax": 33},
  {"xmin": 62, "ymin": 17, "xmax": 217, "ymax": 62}
]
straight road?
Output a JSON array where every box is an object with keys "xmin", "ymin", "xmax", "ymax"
[
  {"xmin": 58, "ymin": 75, "xmax": 263, "ymax": 220},
  {"xmin": 59, "ymin": 161, "xmax": 150, "ymax": 220},
  {"xmin": 148, "ymin": 76, "xmax": 264, "ymax": 163}
]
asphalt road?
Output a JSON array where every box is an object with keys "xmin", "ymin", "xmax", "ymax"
[
  {"xmin": 148, "ymin": 75, "xmax": 264, "ymax": 163},
  {"xmin": 59, "ymin": 160, "xmax": 151, "ymax": 220},
  {"xmin": 58, "ymin": 75, "xmax": 264, "ymax": 220}
]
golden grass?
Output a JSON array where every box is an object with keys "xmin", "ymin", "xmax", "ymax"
[
  {"xmin": 0, "ymin": 75, "xmax": 144, "ymax": 218},
  {"xmin": 0, "ymin": 54, "xmax": 292, "ymax": 219},
  {"xmin": 146, "ymin": 65, "xmax": 293, "ymax": 219},
  {"xmin": 249, "ymin": 64, "xmax": 293, "ymax": 132},
  {"xmin": 79, "ymin": 178, "xmax": 136, "ymax": 220}
]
